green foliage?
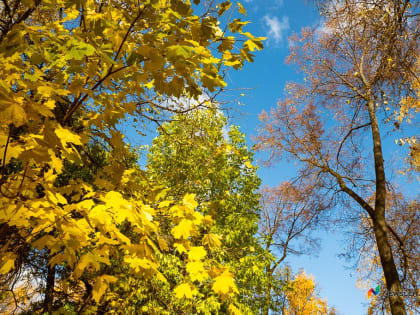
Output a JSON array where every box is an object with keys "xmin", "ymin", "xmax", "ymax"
[{"xmin": 143, "ymin": 108, "xmax": 270, "ymax": 313}]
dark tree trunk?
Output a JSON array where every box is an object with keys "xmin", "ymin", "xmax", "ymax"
[
  {"xmin": 367, "ymin": 100, "xmax": 406, "ymax": 315},
  {"xmin": 42, "ymin": 262, "xmax": 56, "ymax": 314}
]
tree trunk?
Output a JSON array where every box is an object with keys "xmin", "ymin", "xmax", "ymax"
[
  {"xmin": 42, "ymin": 262, "xmax": 56, "ymax": 314},
  {"xmin": 372, "ymin": 217, "xmax": 406, "ymax": 315},
  {"xmin": 263, "ymin": 267, "xmax": 272, "ymax": 315},
  {"xmin": 367, "ymin": 100, "xmax": 406, "ymax": 315}
]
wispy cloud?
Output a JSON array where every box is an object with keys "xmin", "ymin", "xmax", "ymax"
[{"xmin": 263, "ymin": 15, "xmax": 290, "ymax": 45}]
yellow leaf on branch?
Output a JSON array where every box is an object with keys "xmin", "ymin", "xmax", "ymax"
[
  {"xmin": 212, "ymin": 270, "xmax": 239, "ymax": 298},
  {"xmin": 174, "ymin": 283, "xmax": 196, "ymax": 299},
  {"xmin": 0, "ymin": 254, "xmax": 17, "ymax": 274}
]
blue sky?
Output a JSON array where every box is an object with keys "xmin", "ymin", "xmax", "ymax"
[{"xmin": 225, "ymin": 1, "xmax": 368, "ymax": 314}]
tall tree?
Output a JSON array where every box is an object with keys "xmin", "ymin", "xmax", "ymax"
[
  {"xmin": 257, "ymin": 1, "xmax": 419, "ymax": 314},
  {"xmin": 145, "ymin": 108, "xmax": 269, "ymax": 314}
]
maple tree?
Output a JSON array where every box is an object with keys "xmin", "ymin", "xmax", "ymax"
[
  {"xmin": 0, "ymin": 0, "xmax": 263, "ymax": 313},
  {"xmin": 257, "ymin": 1, "xmax": 419, "ymax": 314}
]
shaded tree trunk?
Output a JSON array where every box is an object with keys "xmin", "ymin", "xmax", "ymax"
[{"xmin": 42, "ymin": 262, "xmax": 56, "ymax": 314}]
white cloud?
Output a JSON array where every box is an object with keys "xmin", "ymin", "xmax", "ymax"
[
  {"xmin": 222, "ymin": 124, "xmax": 230, "ymax": 140},
  {"xmin": 263, "ymin": 15, "xmax": 290, "ymax": 45},
  {"xmin": 159, "ymin": 93, "xmax": 213, "ymax": 112}
]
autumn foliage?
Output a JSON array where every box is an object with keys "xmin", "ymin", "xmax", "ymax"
[{"xmin": 0, "ymin": 0, "xmax": 264, "ymax": 313}]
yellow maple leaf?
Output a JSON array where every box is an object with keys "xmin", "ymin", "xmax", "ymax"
[
  {"xmin": 32, "ymin": 235, "xmax": 56, "ymax": 250},
  {"xmin": 0, "ymin": 102, "xmax": 27, "ymax": 127},
  {"xmin": 124, "ymin": 256, "xmax": 157, "ymax": 273},
  {"xmin": 89, "ymin": 204, "xmax": 111, "ymax": 226},
  {"xmin": 0, "ymin": 254, "xmax": 17, "ymax": 274},
  {"xmin": 169, "ymin": 204, "xmax": 184, "ymax": 217},
  {"xmin": 229, "ymin": 304, "xmax": 243, "ymax": 315},
  {"xmin": 183, "ymin": 193, "xmax": 198, "ymax": 212},
  {"xmin": 172, "ymin": 219, "xmax": 194, "ymax": 239},
  {"xmin": 158, "ymin": 200, "xmax": 173, "ymax": 208},
  {"xmin": 74, "ymin": 252, "xmax": 99, "ymax": 278},
  {"xmin": 157, "ymin": 237, "xmax": 169, "ymax": 251},
  {"xmin": 212, "ymin": 271, "xmax": 239, "ymax": 298},
  {"xmin": 174, "ymin": 283, "xmax": 196, "ymax": 299},
  {"xmin": 237, "ymin": 2, "xmax": 247, "ymax": 16},
  {"xmin": 37, "ymin": 85, "xmax": 55, "ymax": 98},
  {"xmin": 202, "ymin": 214, "xmax": 214, "ymax": 225},
  {"xmin": 188, "ymin": 246, "xmax": 207, "ymax": 261},
  {"xmin": 174, "ymin": 242, "xmax": 188, "ymax": 254},
  {"xmin": 186, "ymin": 261, "xmax": 208, "ymax": 282},
  {"xmin": 202, "ymin": 233, "xmax": 222, "ymax": 249},
  {"xmin": 55, "ymin": 125, "xmax": 83, "ymax": 146},
  {"xmin": 1, "ymin": 142, "xmax": 23, "ymax": 165}
]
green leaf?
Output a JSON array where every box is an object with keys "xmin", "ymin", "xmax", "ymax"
[
  {"xmin": 167, "ymin": 45, "xmax": 193, "ymax": 59},
  {"xmin": 65, "ymin": 42, "xmax": 96, "ymax": 60}
]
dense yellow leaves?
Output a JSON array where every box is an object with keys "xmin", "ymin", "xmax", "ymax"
[
  {"xmin": 92, "ymin": 275, "xmax": 118, "ymax": 303},
  {"xmin": 0, "ymin": 0, "xmax": 262, "ymax": 312}
]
